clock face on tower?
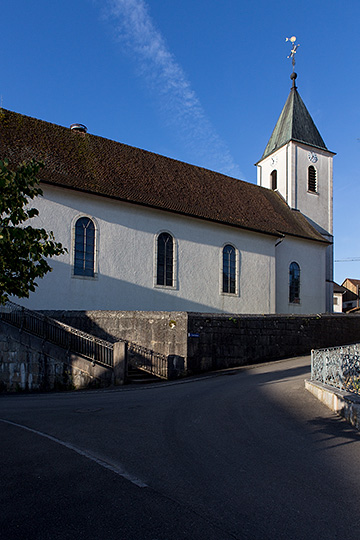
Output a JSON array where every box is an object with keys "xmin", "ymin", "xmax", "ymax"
[
  {"xmin": 308, "ymin": 151, "xmax": 318, "ymax": 163},
  {"xmin": 270, "ymin": 156, "xmax": 277, "ymax": 166}
]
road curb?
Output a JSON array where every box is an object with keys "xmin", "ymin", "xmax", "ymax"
[{"xmin": 305, "ymin": 379, "xmax": 360, "ymax": 432}]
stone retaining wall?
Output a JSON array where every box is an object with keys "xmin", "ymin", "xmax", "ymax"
[
  {"xmin": 186, "ymin": 313, "xmax": 360, "ymax": 373},
  {"xmin": 41, "ymin": 310, "xmax": 360, "ymax": 375},
  {"xmin": 42, "ymin": 310, "xmax": 188, "ymax": 363},
  {"xmin": 305, "ymin": 379, "xmax": 360, "ymax": 431},
  {"xmin": 0, "ymin": 320, "xmax": 125, "ymax": 392}
]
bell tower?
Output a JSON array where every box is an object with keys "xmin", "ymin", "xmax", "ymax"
[{"xmin": 256, "ymin": 38, "xmax": 335, "ymax": 311}]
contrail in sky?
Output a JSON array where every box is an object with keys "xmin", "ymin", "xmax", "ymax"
[{"xmin": 102, "ymin": 0, "xmax": 242, "ymax": 178}]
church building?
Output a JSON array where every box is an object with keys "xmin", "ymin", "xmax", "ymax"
[{"xmin": 0, "ymin": 72, "xmax": 334, "ymax": 314}]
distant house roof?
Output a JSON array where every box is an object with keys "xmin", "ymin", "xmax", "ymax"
[
  {"xmin": 333, "ymin": 282, "xmax": 347, "ymax": 294},
  {"xmin": 342, "ymin": 278, "xmax": 360, "ymax": 288},
  {"xmin": 0, "ymin": 108, "xmax": 328, "ymax": 244},
  {"xmin": 260, "ymin": 74, "xmax": 335, "ymax": 161},
  {"xmin": 341, "ymin": 279, "xmax": 360, "ymax": 307}
]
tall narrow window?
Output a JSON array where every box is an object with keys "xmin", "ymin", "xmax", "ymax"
[
  {"xmin": 289, "ymin": 262, "xmax": 300, "ymax": 303},
  {"xmin": 157, "ymin": 232, "xmax": 173, "ymax": 286},
  {"xmin": 222, "ymin": 244, "xmax": 236, "ymax": 294},
  {"xmin": 308, "ymin": 166, "xmax": 317, "ymax": 192},
  {"xmin": 271, "ymin": 169, "xmax": 277, "ymax": 190},
  {"xmin": 74, "ymin": 217, "xmax": 95, "ymax": 277}
]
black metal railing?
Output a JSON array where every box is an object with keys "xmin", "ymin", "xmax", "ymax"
[
  {"xmin": 0, "ymin": 301, "xmax": 114, "ymax": 367},
  {"xmin": 1, "ymin": 301, "xmax": 176, "ymax": 380},
  {"xmin": 127, "ymin": 342, "xmax": 168, "ymax": 379}
]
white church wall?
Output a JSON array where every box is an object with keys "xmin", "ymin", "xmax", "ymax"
[
  {"xmin": 293, "ymin": 143, "xmax": 333, "ymax": 235},
  {"xmin": 275, "ymin": 236, "xmax": 327, "ymax": 314},
  {"xmin": 17, "ymin": 185, "xmax": 276, "ymax": 314},
  {"xmin": 257, "ymin": 143, "xmax": 289, "ymax": 202}
]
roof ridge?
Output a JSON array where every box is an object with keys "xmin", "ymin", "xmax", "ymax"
[{"xmin": 0, "ymin": 107, "xmax": 328, "ymax": 245}]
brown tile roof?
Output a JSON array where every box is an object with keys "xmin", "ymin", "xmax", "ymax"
[
  {"xmin": 0, "ymin": 108, "xmax": 327, "ymax": 243},
  {"xmin": 332, "ymin": 282, "xmax": 347, "ymax": 294}
]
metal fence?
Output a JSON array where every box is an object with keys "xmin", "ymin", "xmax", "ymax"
[
  {"xmin": 0, "ymin": 301, "xmax": 171, "ymax": 379},
  {"xmin": 0, "ymin": 301, "xmax": 114, "ymax": 367},
  {"xmin": 127, "ymin": 342, "xmax": 168, "ymax": 379},
  {"xmin": 311, "ymin": 344, "xmax": 360, "ymax": 395}
]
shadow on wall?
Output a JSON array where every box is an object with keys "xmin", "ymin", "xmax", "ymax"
[
  {"xmin": 38, "ymin": 310, "xmax": 189, "ymax": 361},
  {"xmin": 14, "ymin": 258, "xmax": 227, "ymax": 313}
]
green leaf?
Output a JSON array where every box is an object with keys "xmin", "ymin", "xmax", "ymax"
[{"xmin": 0, "ymin": 158, "xmax": 67, "ymax": 304}]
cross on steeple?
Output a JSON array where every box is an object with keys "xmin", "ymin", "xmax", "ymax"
[{"xmin": 286, "ymin": 36, "xmax": 300, "ymax": 71}]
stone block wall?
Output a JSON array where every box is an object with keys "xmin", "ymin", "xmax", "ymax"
[
  {"xmin": 0, "ymin": 320, "xmax": 115, "ymax": 392},
  {"xmin": 186, "ymin": 313, "xmax": 360, "ymax": 373},
  {"xmin": 42, "ymin": 310, "xmax": 188, "ymax": 359},
  {"xmin": 39, "ymin": 310, "xmax": 360, "ymax": 377}
]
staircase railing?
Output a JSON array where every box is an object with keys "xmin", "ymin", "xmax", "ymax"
[
  {"xmin": 0, "ymin": 301, "xmax": 113, "ymax": 367},
  {"xmin": 0, "ymin": 301, "xmax": 174, "ymax": 379},
  {"xmin": 127, "ymin": 342, "xmax": 168, "ymax": 379}
]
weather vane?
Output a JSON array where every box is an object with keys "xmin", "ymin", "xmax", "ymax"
[{"xmin": 286, "ymin": 36, "xmax": 300, "ymax": 71}]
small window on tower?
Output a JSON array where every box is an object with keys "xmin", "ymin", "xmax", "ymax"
[
  {"xmin": 308, "ymin": 166, "xmax": 317, "ymax": 192},
  {"xmin": 270, "ymin": 170, "xmax": 277, "ymax": 190}
]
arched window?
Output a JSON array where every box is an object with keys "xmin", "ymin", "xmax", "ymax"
[
  {"xmin": 156, "ymin": 232, "xmax": 174, "ymax": 287},
  {"xmin": 271, "ymin": 169, "xmax": 277, "ymax": 190},
  {"xmin": 74, "ymin": 217, "xmax": 95, "ymax": 277},
  {"xmin": 289, "ymin": 262, "xmax": 300, "ymax": 303},
  {"xmin": 308, "ymin": 166, "xmax": 317, "ymax": 192},
  {"xmin": 222, "ymin": 244, "xmax": 236, "ymax": 294}
]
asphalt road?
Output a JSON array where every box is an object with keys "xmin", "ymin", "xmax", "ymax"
[{"xmin": 1, "ymin": 356, "xmax": 360, "ymax": 540}]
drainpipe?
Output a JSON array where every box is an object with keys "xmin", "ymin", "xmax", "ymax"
[
  {"xmin": 275, "ymin": 234, "xmax": 285, "ymax": 248},
  {"xmin": 286, "ymin": 144, "xmax": 289, "ymax": 204},
  {"xmin": 273, "ymin": 234, "xmax": 285, "ymax": 314}
]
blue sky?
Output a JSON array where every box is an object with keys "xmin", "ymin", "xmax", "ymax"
[{"xmin": 1, "ymin": 0, "xmax": 359, "ymax": 284}]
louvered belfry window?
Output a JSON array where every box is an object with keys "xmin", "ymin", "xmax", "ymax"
[
  {"xmin": 74, "ymin": 217, "xmax": 95, "ymax": 277},
  {"xmin": 308, "ymin": 166, "xmax": 317, "ymax": 192},
  {"xmin": 157, "ymin": 232, "xmax": 173, "ymax": 286}
]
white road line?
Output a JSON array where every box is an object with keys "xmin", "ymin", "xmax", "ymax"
[{"xmin": 0, "ymin": 418, "xmax": 148, "ymax": 488}]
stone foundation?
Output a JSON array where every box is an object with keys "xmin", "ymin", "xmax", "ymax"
[
  {"xmin": 42, "ymin": 311, "xmax": 360, "ymax": 375},
  {"xmin": 0, "ymin": 320, "xmax": 125, "ymax": 392}
]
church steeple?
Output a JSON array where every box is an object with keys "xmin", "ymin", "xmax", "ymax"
[
  {"xmin": 261, "ymin": 72, "xmax": 328, "ymax": 160},
  {"xmin": 256, "ymin": 62, "xmax": 335, "ymax": 236},
  {"xmin": 256, "ymin": 39, "xmax": 335, "ymax": 312}
]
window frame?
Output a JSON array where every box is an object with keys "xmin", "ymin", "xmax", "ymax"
[
  {"xmin": 270, "ymin": 169, "xmax": 277, "ymax": 190},
  {"xmin": 154, "ymin": 231, "xmax": 176, "ymax": 289},
  {"xmin": 72, "ymin": 215, "xmax": 98, "ymax": 279},
  {"xmin": 221, "ymin": 243, "xmax": 238, "ymax": 296},
  {"xmin": 289, "ymin": 261, "xmax": 300, "ymax": 304},
  {"xmin": 308, "ymin": 165, "xmax": 317, "ymax": 193}
]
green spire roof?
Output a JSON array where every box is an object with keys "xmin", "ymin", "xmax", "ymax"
[{"xmin": 261, "ymin": 73, "xmax": 328, "ymax": 160}]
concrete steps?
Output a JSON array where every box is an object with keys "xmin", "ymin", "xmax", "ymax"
[{"xmin": 126, "ymin": 366, "xmax": 162, "ymax": 384}]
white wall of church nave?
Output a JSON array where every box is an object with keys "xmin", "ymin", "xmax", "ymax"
[
  {"xmin": 275, "ymin": 236, "xmax": 327, "ymax": 314},
  {"xmin": 20, "ymin": 185, "xmax": 276, "ymax": 313}
]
